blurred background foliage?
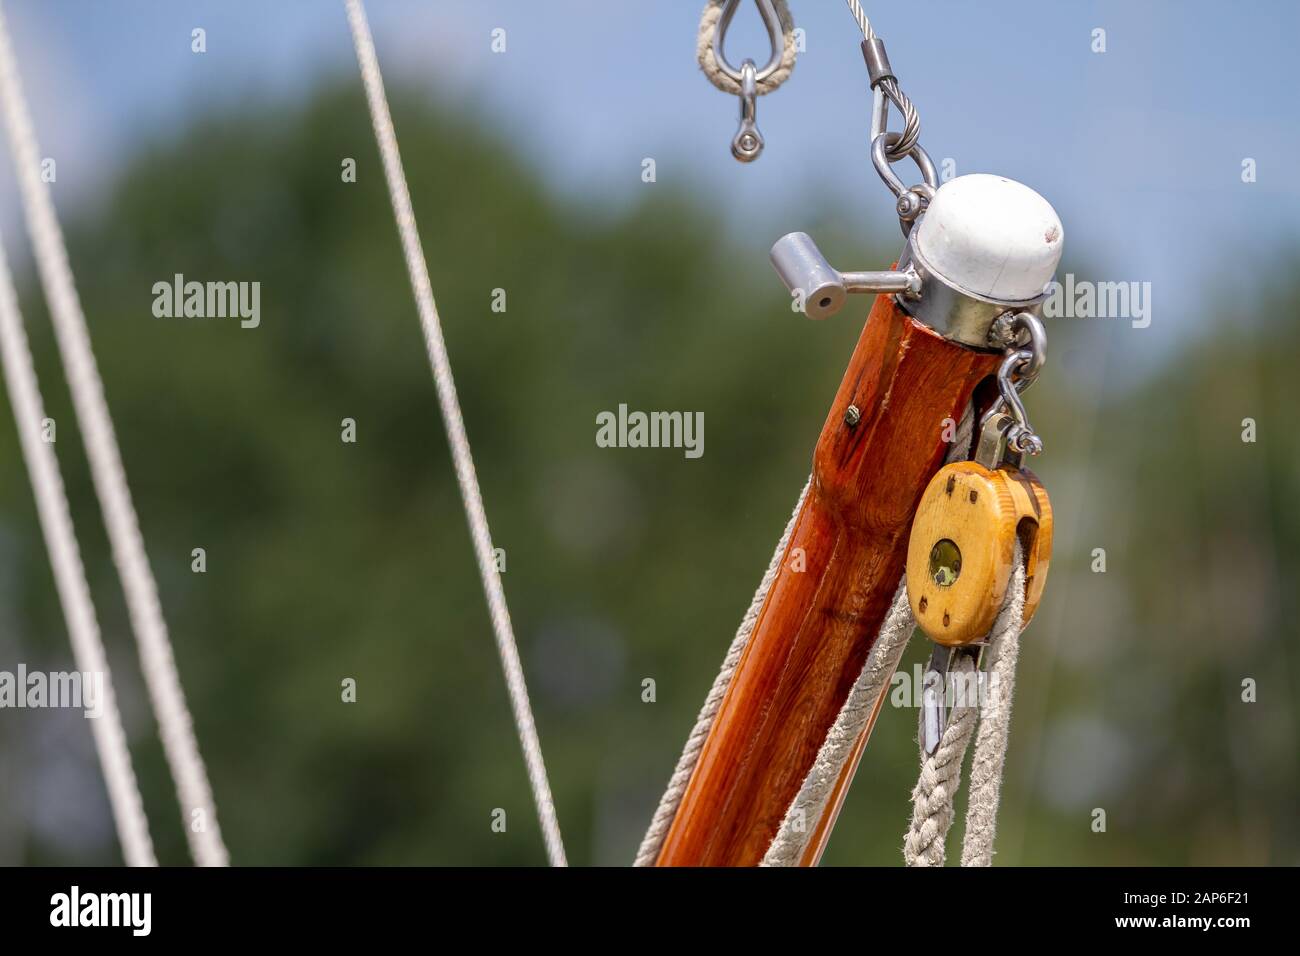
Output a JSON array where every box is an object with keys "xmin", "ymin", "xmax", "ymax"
[{"xmin": 0, "ymin": 83, "xmax": 1295, "ymax": 866}]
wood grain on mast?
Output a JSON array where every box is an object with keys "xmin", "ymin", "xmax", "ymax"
[{"xmin": 655, "ymin": 291, "xmax": 1000, "ymax": 866}]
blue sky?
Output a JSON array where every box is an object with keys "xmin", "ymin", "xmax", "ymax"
[{"xmin": 1, "ymin": 0, "xmax": 1297, "ymax": 373}]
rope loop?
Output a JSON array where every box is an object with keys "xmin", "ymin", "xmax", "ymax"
[{"xmin": 698, "ymin": 0, "xmax": 797, "ymax": 97}]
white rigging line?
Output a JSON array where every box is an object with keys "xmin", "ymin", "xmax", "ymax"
[
  {"xmin": 0, "ymin": 233, "xmax": 156, "ymax": 867},
  {"xmin": 343, "ymin": 0, "xmax": 567, "ymax": 867},
  {"xmin": 0, "ymin": 1, "xmax": 228, "ymax": 866}
]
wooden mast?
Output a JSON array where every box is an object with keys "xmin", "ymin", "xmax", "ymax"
[{"xmin": 655, "ymin": 290, "xmax": 1000, "ymax": 866}]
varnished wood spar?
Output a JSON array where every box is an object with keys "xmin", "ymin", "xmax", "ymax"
[{"xmin": 655, "ymin": 292, "xmax": 1002, "ymax": 866}]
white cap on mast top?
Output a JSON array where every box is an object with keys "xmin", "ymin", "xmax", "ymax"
[
  {"xmin": 898, "ymin": 173, "xmax": 1064, "ymax": 348},
  {"xmin": 911, "ymin": 174, "xmax": 1063, "ymax": 303}
]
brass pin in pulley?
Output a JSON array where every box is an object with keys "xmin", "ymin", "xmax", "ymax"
[{"xmin": 906, "ymin": 446, "xmax": 1052, "ymax": 648}]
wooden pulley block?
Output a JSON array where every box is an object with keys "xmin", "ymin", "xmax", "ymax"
[{"xmin": 906, "ymin": 461, "xmax": 1052, "ymax": 647}]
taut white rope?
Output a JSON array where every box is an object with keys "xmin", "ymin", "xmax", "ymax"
[
  {"xmin": 344, "ymin": 0, "xmax": 566, "ymax": 867},
  {"xmin": 904, "ymin": 543, "xmax": 1027, "ymax": 867},
  {"xmin": 0, "ymin": 1, "xmax": 228, "ymax": 866},
  {"xmin": 903, "ymin": 652, "xmax": 978, "ymax": 866},
  {"xmin": 761, "ymin": 580, "xmax": 914, "ymax": 866},
  {"xmin": 635, "ymin": 475, "xmax": 811, "ymax": 866},
  {"xmin": 959, "ymin": 553, "xmax": 1026, "ymax": 867},
  {"xmin": 0, "ymin": 233, "xmax": 156, "ymax": 867}
]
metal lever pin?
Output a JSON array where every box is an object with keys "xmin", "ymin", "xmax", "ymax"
[{"xmin": 769, "ymin": 231, "xmax": 920, "ymax": 320}]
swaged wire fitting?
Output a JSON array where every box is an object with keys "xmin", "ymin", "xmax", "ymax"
[{"xmin": 862, "ymin": 37, "xmax": 934, "ymax": 235}]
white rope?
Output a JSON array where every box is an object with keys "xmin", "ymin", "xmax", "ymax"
[
  {"xmin": 0, "ymin": 1, "xmax": 227, "ymax": 866},
  {"xmin": 0, "ymin": 233, "xmax": 156, "ymax": 867},
  {"xmin": 902, "ymin": 652, "xmax": 978, "ymax": 867},
  {"xmin": 697, "ymin": 0, "xmax": 797, "ymax": 96},
  {"xmin": 634, "ymin": 475, "xmax": 810, "ymax": 866},
  {"xmin": 761, "ymin": 579, "xmax": 913, "ymax": 866},
  {"xmin": 343, "ymin": 0, "xmax": 566, "ymax": 867},
  {"xmin": 959, "ymin": 553, "xmax": 1026, "ymax": 867},
  {"xmin": 904, "ymin": 543, "xmax": 1027, "ymax": 867}
]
